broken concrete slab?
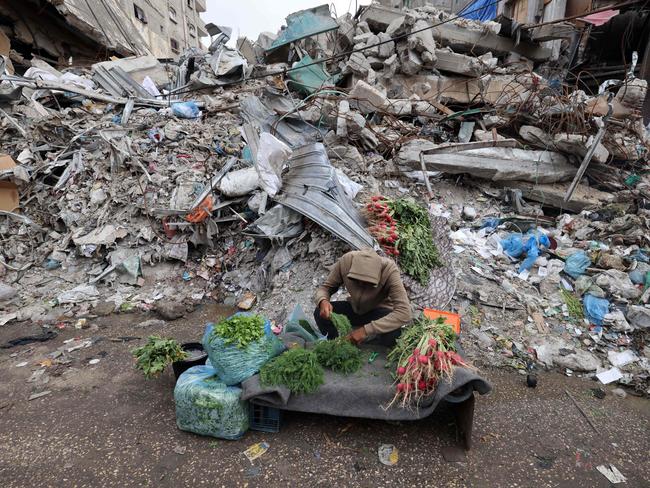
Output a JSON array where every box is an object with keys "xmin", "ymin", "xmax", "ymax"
[
  {"xmin": 397, "ymin": 140, "xmax": 576, "ymax": 184},
  {"xmin": 530, "ymin": 22, "xmax": 577, "ymax": 42},
  {"xmin": 553, "ymin": 133, "xmax": 609, "ymax": 164},
  {"xmin": 532, "ymin": 336, "xmax": 601, "ymax": 372},
  {"xmin": 499, "ymin": 181, "xmax": 615, "ymax": 213},
  {"xmin": 349, "ymin": 79, "xmax": 389, "ymax": 114},
  {"xmin": 377, "ymin": 32, "xmax": 395, "ymax": 58},
  {"xmin": 408, "ymin": 19, "xmax": 437, "ymax": 66},
  {"xmin": 433, "ymin": 49, "xmax": 485, "ymax": 77},
  {"xmin": 385, "ymin": 74, "xmax": 532, "ymax": 105}
]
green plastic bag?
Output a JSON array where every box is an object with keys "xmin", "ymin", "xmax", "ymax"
[{"xmin": 174, "ymin": 365, "xmax": 249, "ymax": 440}]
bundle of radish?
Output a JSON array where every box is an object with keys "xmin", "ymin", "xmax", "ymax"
[
  {"xmin": 365, "ymin": 196, "xmax": 399, "ymax": 258},
  {"xmin": 364, "ymin": 196, "xmax": 442, "ymax": 284},
  {"xmin": 387, "ymin": 316, "xmax": 473, "ymax": 409}
]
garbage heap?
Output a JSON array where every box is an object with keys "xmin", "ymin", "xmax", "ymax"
[{"xmin": 0, "ymin": 3, "xmax": 648, "ymax": 393}]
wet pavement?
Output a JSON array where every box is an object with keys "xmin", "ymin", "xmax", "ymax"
[{"xmin": 0, "ymin": 303, "xmax": 649, "ymax": 487}]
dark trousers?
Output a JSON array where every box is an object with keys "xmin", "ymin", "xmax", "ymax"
[{"xmin": 313, "ymin": 301, "xmax": 402, "ymax": 347}]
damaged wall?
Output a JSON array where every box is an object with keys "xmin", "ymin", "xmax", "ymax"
[{"xmin": 0, "ymin": 0, "xmax": 150, "ymax": 68}]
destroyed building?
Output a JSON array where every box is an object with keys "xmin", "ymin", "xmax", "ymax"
[
  {"xmin": 0, "ymin": 0, "xmax": 208, "ymax": 65},
  {"xmin": 0, "ymin": 0, "xmax": 649, "ymax": 400},
  {"xmin": 118, "ymin": 0, "xmax": 208, "ymax": 58}
]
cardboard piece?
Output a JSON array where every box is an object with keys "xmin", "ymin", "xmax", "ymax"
[{"xmin": 0, "ymin": 154, "xmax": 19, "ymax": 212}]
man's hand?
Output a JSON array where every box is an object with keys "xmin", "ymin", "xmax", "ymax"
[
  {"xmin": 319, "ymin": 300, "xmax": 333, "ymax": 320},
  {"xmin": 346, "ymin": 327, "xmax": 367, "ymax": 345}
]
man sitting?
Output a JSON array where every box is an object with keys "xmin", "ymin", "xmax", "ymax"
[{"xmin": 314, "ymin": 248, "xmax": 412, "ymax": 346}]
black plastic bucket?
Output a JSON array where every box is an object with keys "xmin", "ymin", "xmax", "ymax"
[{"xmin": 172, "ymin": 342, "xmax": 208, "ymax": 381}]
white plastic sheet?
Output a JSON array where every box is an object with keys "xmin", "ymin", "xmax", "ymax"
[{"xmin": 255, "ymin": 133, "xmax": 292, "ymax": 197}]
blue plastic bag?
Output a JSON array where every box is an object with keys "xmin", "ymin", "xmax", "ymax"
[
  {"xmin": 564, "ymin": 251, "xmax": 591, "ymax": 279},
  {"xmin": 583, "ymin": 294, "xmax": 609, "ymax": 326},
  {"xmin": 174, "ymin": 365, "xmax": 249, "ymax": 439},
  {"xmin": 172, "ymin": 101, "xmax": 201, "ymax": 119},
  {"xmin": 501, "ymin": 231, "xmax": 550, "ymax": 273},
  {"xmin": 202, "ymin": 313, "xmax": 285, "ymax": 386}
]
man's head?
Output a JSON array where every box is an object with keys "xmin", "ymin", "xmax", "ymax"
[{"xmin": 346, "ymin": 249, "xmax": 382, "ymax": 287}]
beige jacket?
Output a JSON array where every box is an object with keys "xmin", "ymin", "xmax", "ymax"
[{"xmin": 315, "ymin": 249, "xmax": 412, "ymax": 335}]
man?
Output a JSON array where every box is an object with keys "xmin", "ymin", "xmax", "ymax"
[{"xmin": 314, "ymin": 248, "xmax": 412, "ymax": 346}]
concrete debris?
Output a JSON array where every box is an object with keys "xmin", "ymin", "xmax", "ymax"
[{"xmin": 0, "ymin": 1, "xmax": 648, "ymax": 397}]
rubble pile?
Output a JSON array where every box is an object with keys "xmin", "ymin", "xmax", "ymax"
[{"xmin": 1, "ymin": 3, "xmax": 649, "ymax": 394}]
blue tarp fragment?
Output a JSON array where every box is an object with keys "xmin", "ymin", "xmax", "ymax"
[{"xmin": 459, "ymin": 0, "xmax": 498, "ymax": 22}]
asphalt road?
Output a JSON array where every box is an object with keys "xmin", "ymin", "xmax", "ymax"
[{"xmin": 1, "ymin": 303, "xmax": 648, "ymax": 487}]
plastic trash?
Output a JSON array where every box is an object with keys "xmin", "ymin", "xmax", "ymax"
[
  {"xmin": 583, "ymin": 293, "xmax": 609, "ymax": 326},
  {"xmin": 501, "ymin": 230, "xmax": 550, "ymax": 273},
  {"xmin": 334, "ymin": 169, "xmax": 363, "ymax": 199},
  {"xmin": 378, "ymin": 444, "xmax": 399, "ymax": 466},
  {"xmin": 171, "ymin": 101, "xmax": 201, "ymax": 119},
  {"xmin": 218, "ymin": 167, "xmax": 260, "ymax": 197},
  {"xmin": 174, "ymin": 365, "xmax": 249, "ymax": 440},
  {"xmin": 564, "ymin": 251, "xmax": 591, "ymax": 279},
  {"xmin": 628, "ymin": 263, "xmax": 650, "ymax": 285},
  {"xmin": 202, "ymin": 313, "xmax": 285, "ymax": 386},
  {"xmin": 243, "ymin": 441, "xmax": 270, "ymax": 461},
  {"xmin": 480, "ymin": 217, "xmax": 501, "ymax": 231},
  {"xmin": 141, "ymin": 76, "xmax": 161, "ymax": 97},
  {"xmin": 147, "ymin": 128, "xmax": 164, "ymax": 143},
  {"xmin": 284, "ymin": 304, "xmax": 327, "ymax": 341},
  {"xmin": 255, "ymin": 132, "xmax": 292, "ymax": 197}
]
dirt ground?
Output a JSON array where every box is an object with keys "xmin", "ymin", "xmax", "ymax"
[{"xmin": 1, "ymin": 302, "xmax": 649, "ymax": 488}]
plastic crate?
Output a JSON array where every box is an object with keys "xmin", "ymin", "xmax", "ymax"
[{"xmin": 249, "ymin": 403, "xmax": 282, "ymax": 433}]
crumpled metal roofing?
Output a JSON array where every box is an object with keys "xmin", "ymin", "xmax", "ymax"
[{"xmin": 273, "ymin": 143, "xmax": 376, "ymax": 250}]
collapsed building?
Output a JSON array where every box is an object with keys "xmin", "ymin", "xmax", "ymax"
[{"xmin": 0, "ymin": 2, "xmax": 649, "ymax": 393}]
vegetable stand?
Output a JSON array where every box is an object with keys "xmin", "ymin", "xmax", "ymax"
[{"xmin": 240, "ymin": 346, "xmax": 491, "ymax": 450}]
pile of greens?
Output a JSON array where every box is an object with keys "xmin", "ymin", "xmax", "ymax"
[
  {"xmin": 132, "ymin": 336, "xmax": 187, "ymax": 379},
  {"xmin": 213, "ymin": 314, "xmax": 265, "ymax": 349},
  {"xmin": 313, "ymin": 339, "xmax": 362, "ymax": 374},
  {"xmin": 388, "ymin": 198, "xmax": 442, "ymax": 285},
  {"xmin": 260, "ymin": 348, "xmax": 324, "ymax": 394},
  {"xmin": 330, "ymin": 312, "xmax": 352, "ymax": 336}
]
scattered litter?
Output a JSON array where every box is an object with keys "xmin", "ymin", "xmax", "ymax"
[
  {"xmin": 243, "ymin": 441, "xmax": 269, "ymax": 462},
  {"xmin": 378, "ymin": 444, "xmax": 399, "ymax": 466},
  {"xmin": 597, "ymin": 368, "xmax": 623, "ymax": 385},
  {"xmin": 596, "ymin": 464, "xmax": 627, "ymax": 484},
  {"xmin": 28, "ymin": 391, "xmax": 51, "ymax": 401}
]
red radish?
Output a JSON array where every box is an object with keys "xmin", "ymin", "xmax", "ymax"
[
  {"xmin": 396, "ymin": 383, "xmax": 405, "ymax": 392},
  {"xmin": 418, "ymin": 355, "xmax": 429, "ymax": 364},
  {"xmin": 397, "ymin": 366, "xmax": 406, "ymax": 375},
  {"xmin": 408, "ymin": 356, "xmax": 415, "ymax": 364},
  {"xmin": 418, "ymin": 380, "xmax": 427, "ymax": 390}
]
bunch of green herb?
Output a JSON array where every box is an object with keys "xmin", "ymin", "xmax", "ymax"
[
  {"xmin": 132, "ymin": 336, "xmax": 187, "ymax": 379},
  {"xmin": 313, "ymin": 338, "xmax": 362, "ymax": 374},
  {"xmin": 387, "ymin": 198, "xmax": 442, "ymax": 285},
  {"xmin": 259, "ymin": 348, "xmax": 324, "ymax": 394},
  {"xmin": 330, "ymin": 312, "xmax": 352, "ymax": 336},
  {"xmin": 213, "ymin": 314, "xmax": 265, "ymax": 349},
  {"xmin": 561, "ymin": 289, "xmax": 584, "ymax": 320}
]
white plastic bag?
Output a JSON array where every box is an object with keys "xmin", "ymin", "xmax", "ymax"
[
  {"xmin": 218, "ymin": 167, "xmax": 260, "ymax": 197},
  {"xmin": 255, "ymin": 133, "xmax": 292, "ymax": 197}
]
